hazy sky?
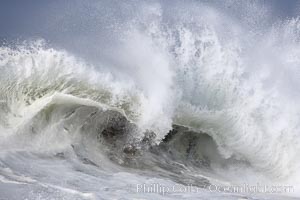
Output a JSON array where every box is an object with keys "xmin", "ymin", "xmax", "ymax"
[
  {"xmin": 0, "ymin": 0, "xmax": 299, "ymax": 63},
  {"xmin": 0, "ymin": 0, "xmax": 299, "ymax": 37}
]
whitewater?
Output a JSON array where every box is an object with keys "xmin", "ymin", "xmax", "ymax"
[{"xmin": 1, "ymin": 0, "xmax": 300, "ymax": 199}]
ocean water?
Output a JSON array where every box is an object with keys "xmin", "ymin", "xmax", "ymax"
[{"xmin": 1, "ymin": 1, "xmax": 300, "ymax": 199}]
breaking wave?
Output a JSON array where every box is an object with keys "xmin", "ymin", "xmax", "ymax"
[{"xmin": 1, "ymin": 1, "xmax": 300, "ymax": 199}]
